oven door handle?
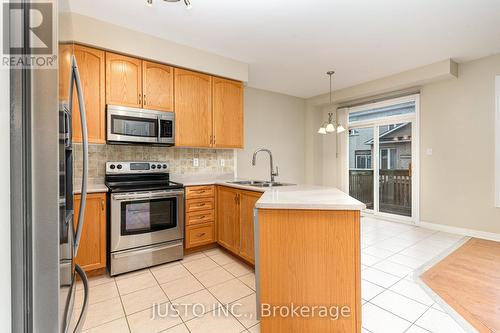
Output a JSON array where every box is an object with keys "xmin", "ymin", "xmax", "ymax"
[
  {"xmin": 111, "ymin": 242, "xmax": 182, "ymax": 259},
  {"xmin": 112, "ymin": 190, "xmax": 184, "ymax": 201}
]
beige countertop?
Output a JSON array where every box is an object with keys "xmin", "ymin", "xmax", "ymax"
[
  {"xmin": 73, "ymin": 182, "xmax": 108, "ymax": 194},
  {"xmin": 175, "ymin": 175, "xmax": 365, "ymax": 211},
  {"xmin": 72, "ymin": 175, "xmax": 365, "ymax": 210}
]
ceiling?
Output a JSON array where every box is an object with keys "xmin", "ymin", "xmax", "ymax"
[{"xmin": 67, "ymin": 0, "xmax": 500, "ymax": 98}]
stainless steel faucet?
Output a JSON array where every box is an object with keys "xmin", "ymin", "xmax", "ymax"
[{"xmin": 252, "ymin": 148, "xmax": 279, "ymax": 182}]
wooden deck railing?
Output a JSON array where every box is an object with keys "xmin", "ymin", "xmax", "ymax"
[
  {"xmin": 349, "ymin": 169, "xmax": 374, "ymax": 210},
  {"xmin": 349, "ymin": 169, "xmax": 411, "ymax": 216}
]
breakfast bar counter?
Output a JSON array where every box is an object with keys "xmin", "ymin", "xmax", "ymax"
[{"xmin": 254, "ymin": 186, "xmax": 365, "ymax": 333}]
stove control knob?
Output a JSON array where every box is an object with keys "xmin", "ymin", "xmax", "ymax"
[
  {"xmin": 157, "ymin": 164, "xmax": 162, "ymax": 169},
  {"xmin": 162, "ymin": 164, "xmax": 167, "ymax": 169},
  {"xmin": 151, "ymin": 164, "xmax": 156, "ymax": 169},
  {"xmin": 117, "ymin": 164, "xmax": 122, "ymax": 169},
  {"xmin": 109, "ymin": 164, "xmax": 115, "ymax": 170}
]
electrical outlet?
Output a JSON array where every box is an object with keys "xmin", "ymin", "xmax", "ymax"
[
  {"xmin": 426, "ymin": 148, "xmax": 433, "ymax": 156},
  {"xmin": 219, "ymin": 159, "xmax": 225, "ymax": 167},
  {"xmin": 193, "ymin": 158, "xmax": 199, "ymax": 167}
]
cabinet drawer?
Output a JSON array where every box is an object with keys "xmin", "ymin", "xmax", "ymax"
[
  {"xmin": 186, "ymin": 197, "xmax": 215, "ymax": 212},
  {"xmin": 185, "ymin": 222, "xmax": 215, "ymax": 248},
  {"xmin": 186, "ymin": 209, "xmax": 215, "ymax": 226},
  {"xmin": 186, "ymin": 185, "xmax": 215, "ymax": 199}
]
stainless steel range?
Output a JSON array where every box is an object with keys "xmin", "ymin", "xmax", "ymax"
[{"xmin": 105, "ymin": 161, "xmax": 184, "ymax": 276}]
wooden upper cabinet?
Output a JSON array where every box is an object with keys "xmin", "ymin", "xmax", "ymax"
[
  {"xmin": 58, "ymin": 43, "xmax": 72, "ymax": 102},
  {"xmin": 216, "ymin": 186, "xmax": 240, "ymax": 253},
  {"xmin": 142, "ymin": 61, "xmax": 174, "ymax": 111},
  {"xmin": 74, "ymin": 193, "xmax": 107, "ymax": 272},
  {"xmin": 72, "ymin": 45, "xmax": 106, "ymax": 143},
  {"xmin": 106, "ymin": 52, "xmax": 142, "ymax": 108},
  {"xmin": 174, "ymin": 68, "xmax": 212, "ymax": 147},
  {"xmin": 212, "ymin": 77, "xmax": 244, "ymax": 148},
  {"xmin": 238, "ymin": 190, "xmax": 260, "ymax": 264}
]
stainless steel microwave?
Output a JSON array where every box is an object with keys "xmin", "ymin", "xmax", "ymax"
[{"xmin": 107, "ymin": 105, "xmax": 175, "ymax": 146}]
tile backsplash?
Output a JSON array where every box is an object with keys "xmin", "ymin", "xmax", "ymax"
[{"xmin": 73, "ymin": 144, "xmax": 235, "ymax": 184}]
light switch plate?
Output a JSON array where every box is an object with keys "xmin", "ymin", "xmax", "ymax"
[{"xmin": 426, "ymin": 148, "xmax": 433, "ymax": 156}]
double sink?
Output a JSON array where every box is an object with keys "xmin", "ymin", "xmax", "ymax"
[{"xmin": 228, "ymin": 180, "xmax": 295, "ymax": 188}]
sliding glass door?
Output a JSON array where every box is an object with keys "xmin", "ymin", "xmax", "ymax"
[
  {"xmin": 378, "ymin": 122, "xmax": 412, "ymax": 217},
  {"xmin": 347, "ymin": 96, "xmax": 419, "ymax": 222}
]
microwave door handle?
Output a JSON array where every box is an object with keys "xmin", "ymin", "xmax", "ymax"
[
  {"xmin": 71, "ymin": 55, "xmax": 88, "ymax": 257},
  {"xmin": 157, "ymin": 117, "xmax": 161, "ymax": 142}
]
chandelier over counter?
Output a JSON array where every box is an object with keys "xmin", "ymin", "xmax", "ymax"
[{"xmin": 318, "ymin": 71, "xmax": 345, "ymax": 135}]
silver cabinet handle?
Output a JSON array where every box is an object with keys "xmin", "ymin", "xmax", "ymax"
[{"xmin": 69, "ymin": 55, "xmax": 88, "ymax": 258}]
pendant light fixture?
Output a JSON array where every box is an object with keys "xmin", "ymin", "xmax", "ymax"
[{"xmin": 318, "ymin": 71, "xmax": 345, "ymax": 135}]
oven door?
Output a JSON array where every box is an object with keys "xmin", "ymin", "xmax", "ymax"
[
  {"xmin": 107, "ymin": 106, "xmax": 160, "ymax": 144},
  {"xmin": 110, "ymin": 189, "xmax": 184, "ymax": 252}
]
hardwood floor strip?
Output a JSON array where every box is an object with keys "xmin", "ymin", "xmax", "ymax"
[{"xmin": 421, "ymin": 238, "xmax": 500, "ymax": 333}]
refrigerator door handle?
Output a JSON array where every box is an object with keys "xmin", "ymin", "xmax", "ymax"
[
  {"xmin": 64, "ymin": 110, "xmax": 71, "ymax": 148},
  {"xmin": 72, "ymin": 265, "xmax": 89, "ymax": 333},
  {"xmin": 69, "ymin": 55, "xmax": 88, "ymax": 257}
]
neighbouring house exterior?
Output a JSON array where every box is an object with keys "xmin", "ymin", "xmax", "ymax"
[{"xmin": 349, "ymin": 123, "xmax": 412, "ymax": 170}]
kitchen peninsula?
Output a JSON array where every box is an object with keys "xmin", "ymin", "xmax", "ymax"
[
  {"xmin": 176, "ymin": 176, "xmax": 365, "ymax": 333},
  {"xmin": 255, "ymin": 186, "xmax": 365, "ymax": 333}
]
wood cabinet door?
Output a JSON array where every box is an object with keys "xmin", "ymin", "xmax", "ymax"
[
  {"xmin": 105, "ymin": 52, "xmax": 142, "ymax": 108},
  {"xmin": 72, "ymin": 45, "xmax": 106, "ymax": 143},
  {"xmin": 212, "ymin": 77, "xmax": 244, "ymax": 148},
  {"xmin": 142, "ymin": 61, "xmax": 174, "ymax": 111},
  {"xmin": 238, "ymin": 190, "xmax": 261, "ymax": 264},
  {"xmin": 174, "ymin": 68, "xmax": 212, "ymax": 147},
  {"xmin": 73, "ymin": 193, "xmax": 107, "ymax": 272},
  {"xmin": 216, "ymin": 186, "xmax": 240, "ymax": 253}
]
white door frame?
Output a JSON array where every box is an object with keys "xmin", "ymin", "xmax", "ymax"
[{"xmin": 345, "ymin": 94, "xmax": 420, "ymax": 224}]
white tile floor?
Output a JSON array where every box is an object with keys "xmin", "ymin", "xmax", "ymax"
[{"xmin": 77, "ymin": 216, "xmax": 472, "ymax": 333}]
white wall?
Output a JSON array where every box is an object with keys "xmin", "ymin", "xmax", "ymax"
[
  {"xmin": 419, "ymin": 54, "xmax": 500, "ymax": 234},
  {"xmin": 0, "ymin": 3, "xmax": 12, "ymax": 331},
  {"xmin": 237, "ymin": 87, "xmax": 306, "ymax": 184}
]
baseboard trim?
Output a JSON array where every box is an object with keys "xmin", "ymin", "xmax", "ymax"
[{"xmin": 418, "ymin": 220, "xmax": 500, "ymax": 242}]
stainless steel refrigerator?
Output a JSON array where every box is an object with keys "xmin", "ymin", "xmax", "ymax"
[{"xmin": 9, "ymin": 1, "xmax": 90, "ymax": 332}]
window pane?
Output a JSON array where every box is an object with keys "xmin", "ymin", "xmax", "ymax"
[
  {"xmin": 378, "ymin": 123, "xmax": 412, "ymax": 217},
  {"xmin": 349, "ymin": 127, "xmax": 374, "ymax": 210},
  {"xmin": 349, "ymin": 101, "xmax": 415, "ymax": 123}
]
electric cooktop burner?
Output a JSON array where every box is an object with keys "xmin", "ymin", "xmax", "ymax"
[{"xmin": 104, "ymin": 161, "xmax": 183, "ymax": 193}]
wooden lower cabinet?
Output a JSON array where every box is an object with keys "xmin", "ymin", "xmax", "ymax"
[
  {"xmin": 73, "ymin": 192, "xmax": 107, "ymax": 273},
  {"xmin": 186, "ymin": 222, "xmax": 215, "ymax": 249},
  {"xmin": 216, "ymin": 186, "xmax": 240, "ymax": 253},
  {"xmin": 258, "ymin": 209, "xmax": 361, "ymax": 332},
  {"xmin": 185, "ymin": 185, "xmax": 217, "ymax": 249},
  {"xmin": 216, "ymin": 186, "xmax": 261, "ymax": 264},
  {"xmin": 238, "ymin": 190, "xmax": 260, "ymax": 264}
]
